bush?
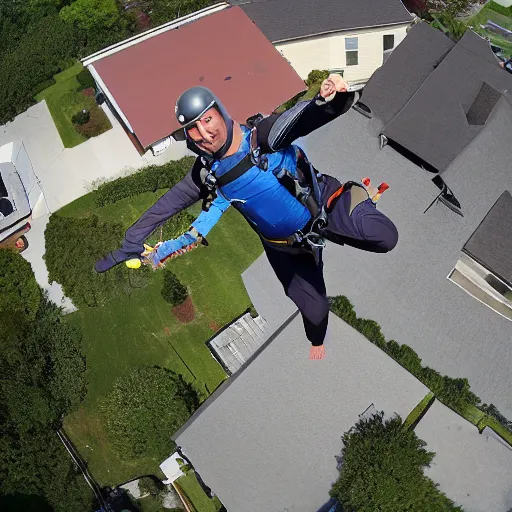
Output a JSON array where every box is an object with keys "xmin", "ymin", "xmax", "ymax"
[
  {"xmin": 0, "ymin": 249, "xmax": 42, "ymax": 319},
  {"xmin": 100, "ymin": 366, "xmax": 199, "ymax": 459},
  {"xmin": 138, "ymin": 477, "xmax": 163, "ymax": 497},
  {"xmin": 74, "ymin": 105, "xmax": 111, "ymax": 138},
  {"xmin": 76, "ymin": 68, "xmax": 96, "ymax": 90},
  {"xmin": 72, "ymin": 109, "xmax": 90, "ymax": 125},
  {"xmin": 305, "ymin": 69, "xmax": 329, "ymax": 87},
  {"xmin": 44, "ymin": 214, "xmax": 152, "ymax": 308},
  {"xmin": 95, "ymin": 156, "xmax": 195, "ymax": 207},
  {"xmin": 161, "ymin": 270, "xmax": 188, "ymax": 306}
]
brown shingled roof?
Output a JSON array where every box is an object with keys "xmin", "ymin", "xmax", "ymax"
[{"xmin": 91, "ymin": 6, "xmax": 306, "ymax": 149}]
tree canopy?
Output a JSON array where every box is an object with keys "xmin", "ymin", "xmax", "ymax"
[
  {"xmin": 100, "ymin": 366, "xmax": 199, "ymax": 459},
  {"xmin": 330, "ymin": 411, "xmax": 463, "ymax": 511},
  {"xmin": 0, "ymin": 249, "xmax": 92, "ymax": 511}
]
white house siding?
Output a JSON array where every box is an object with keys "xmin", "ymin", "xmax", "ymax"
[{"xmin": 275, "ymin": 23, "xmax": 411, "ymax": 83}]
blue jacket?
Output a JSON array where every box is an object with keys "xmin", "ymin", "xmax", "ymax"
[{"xmin": 109, "ymin": 90, "xmax": 357, "ymax": 264}]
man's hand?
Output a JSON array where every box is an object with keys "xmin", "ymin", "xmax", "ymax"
[
  {"xmin": 309, "ymin": 345, "xmax": 326, "ymax": 360},
  {"xmin": 319, "ymin": 74, "xmax": 349, "ymax": 99}
]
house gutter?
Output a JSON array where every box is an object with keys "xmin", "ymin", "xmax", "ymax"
[{"xmin": 272, "ymin": 19, "xmax": 413, "ymax": 44}]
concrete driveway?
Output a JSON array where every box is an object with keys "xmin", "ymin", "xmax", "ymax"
[{"xmin": 1, "ymin": 100, "xmax": 193, "ymax": 307}]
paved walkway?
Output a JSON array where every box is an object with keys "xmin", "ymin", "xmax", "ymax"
[{"xmin": 1, "ymin": 100, "xmax": 193, "ymax": 308}]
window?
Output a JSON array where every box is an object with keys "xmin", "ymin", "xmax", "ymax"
[
  {"xmin": 345, "ymin": 37, "xmax": 358, "ymax": 66},
  {"xmin": 448, "ymin": 253, "xmax": 512, "ymax": 322},
  {"xmin": 383, "ymin": 34, "xmax": 395, "ymax": 52},
  {"xmin": 383, "ymin": 34, "xmax": 395, "ymax": 64}
]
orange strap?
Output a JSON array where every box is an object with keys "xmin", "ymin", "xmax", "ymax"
[{"xmin": 326, "ymin": 185, "xmax": 345, "ymax": 210}]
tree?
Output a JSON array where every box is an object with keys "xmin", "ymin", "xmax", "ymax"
[
  {"xmin": 150, "ymin": 0, "xmax": 213, "ymax": 26},
  {"xmin": 425, "ymin": 0, "xmax": 472, "ymax": 16},
  {"xmin": 0, "ymin": 261, "xmax": 92, "ymax": 510},
  {"xmin": 161, "ymin": 270, "xmax": 188, "ymax": 306},
  {"xmin": 330, "ymin": 411, "xmax": 463, "ymax": 511},
  {"xmin": 60, "ymin": 0, "xmax": 122, "ymax": 31},
  {"xmin": 0, "ymin": 249, "xmax": 41, "ymax": 319},
  {"xmin": 100, "ymin": 366, "xmax": 199, "ymax": 459},
  {"xmin": 0, "ymin": 15, "xmax": 85, "ymax": 124}
]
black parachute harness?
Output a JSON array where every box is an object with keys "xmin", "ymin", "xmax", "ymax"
[{"xmin": 199, "ymin": 115, "xmax": 329, "ymax": 265}]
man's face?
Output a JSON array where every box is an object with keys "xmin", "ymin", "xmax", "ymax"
[{"xmin": 186, "ymin": 107, "xmax": 228, "ymax": 154}]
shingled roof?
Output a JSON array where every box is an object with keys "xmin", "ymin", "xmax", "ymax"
[
  {"xmin": 360, "ymin": 23, "xmax": 512, "ymax": 172},
  {"xmin": 230, "ymin": 0, "xmax": 413, "ymax": 43},
  {"xmin": 463, "ymin": 190, "xmax": 512, "ymax": 288}
]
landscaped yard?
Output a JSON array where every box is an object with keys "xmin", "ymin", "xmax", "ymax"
[
  {"xmin": 59, "ymin": 186, "xmax": 263, "ymax": 487},
  {"xmin": 34, "ymin": 61, "xmax": 112, "ymax": 148},
  {"xmin": 465, "ymin": 1, "xmax": 512, "ymax": 57},
  {"xmin": 175, "ymin": 472, "xmax": 224, "ymax": 512}
]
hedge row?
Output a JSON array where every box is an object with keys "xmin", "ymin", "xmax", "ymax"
[
  {"xmin": 95, "ymin": 156, "xmax": 195, "ymax": 207},
  {"xmin": 488, "ymin": 1, "xmax": 512, "ymax": 16},
  {"xmin": 329, "ymin": 295, "xmax": 511, "ymax": 430}
]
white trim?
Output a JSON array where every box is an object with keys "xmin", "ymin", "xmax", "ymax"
[
  {"xmin": 446, "ymin": 255, "xmax": 512, "ymax": 322},
  {"xmin": 82, "ymin": 2, "xmax": 229, "ymax": 66},
  {"xmin": 272, "ymin": 20, "xmax": 412, "ymax": 44},
  {"xmin": 88, "ymin": 65, "xmax": 134, "ymax": 133}
]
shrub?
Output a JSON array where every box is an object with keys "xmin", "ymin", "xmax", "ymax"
[
  {"xmin": 95, "ymin": 156, "xmax": 195, "ymax": 206},
  {"xmin": 138, "ymin": 477, "xmax": 163, "ymax": 497},
  {"xmin": 0, "ymin": 249, "xmax": 42, "ymax": 319},
  {"xmin": 161, "ymin": 270, "xmax": 188, "ymax": 306},
  {"xmin": 100, "ymin": 366, "xmax": 199, "ymax": 459},
  {"xmin": 44, "ymin": 214, "xmax": 152, "ymax": 308},
  {"xmin": 305, "ymin": 69, "xmax": 329, "ymax": 87},
  {"xmin": 74, "ymin": 105, "xmax": 111, "ymax": 138},
  {"xmin": 72, "ymin": 109, "xmax": 90, "ymax": 125},
  {"xmin": 76, "ymin": 68, "xmax": 96, "ymax": 90}
]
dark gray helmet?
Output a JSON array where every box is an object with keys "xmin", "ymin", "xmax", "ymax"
[{"xmin": 174, "ymin": 86, "xmax": 234, "ymax": 159}]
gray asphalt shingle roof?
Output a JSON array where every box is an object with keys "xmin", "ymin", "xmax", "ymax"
[
  {"xmin": 300, "ymin": 104, "xmax": 512, "ymax": 419},
  {"xmin": 361, "ymin": 21, "xmax": 455, "ymax": 126},
  {"xmin": 230, "ymin": 0, "xmax": 413, "ymax": 43},
  {"xmin": 463, "ymin": 190, "xmax": 512, "ymax": 288},
  {"xmin": 174, "ymin": 313, "xmax": 428, "ymax": 512},
  {"xmin": 415, "ymin": 400, "xmax": 512, "ymax": 512},
  {"xmin": 360, "ymin": 23, "xmax": 512, "ymax": 172}
]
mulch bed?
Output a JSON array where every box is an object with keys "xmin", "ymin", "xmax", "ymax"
[
  {"xmin": 81, "ymin": 87, "xmax": 95, "ymax": 97},
  {"xmin": 172, "ymin": 295, "xmax": 195, "ymax": 323}
]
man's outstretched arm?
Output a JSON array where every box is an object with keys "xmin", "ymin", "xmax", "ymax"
[
  {"xmin": 256, "ymin": 74, "xmax": 358, "ymax": 153},
  {"xmin": 95, "ymin": 161, "xmax": 203, "ymax": 272}
]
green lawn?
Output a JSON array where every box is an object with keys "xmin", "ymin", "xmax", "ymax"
[
  {"xmin": 34, "ymin": 61, "xmax": 112, "ymax": 148},
  {"xmin": 61, "ymin": 190, "xmax": 263, "ymax": 486},
  {"xmin": 465, "ymin": 3, "xmax": 512, "ymax": 57},
  {"xmin": 176, "ymin": 472, "xmax": 223, "ymax": 512}
]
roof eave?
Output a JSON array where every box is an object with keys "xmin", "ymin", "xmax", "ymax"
[{"xmin": 272, "ymin": 19, "xmax": 413, "ymax": 44}]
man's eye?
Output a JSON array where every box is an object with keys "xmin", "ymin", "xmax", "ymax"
[{"xmin": 203, "ymin": 117, "xmax": 212, "ymax": 123}]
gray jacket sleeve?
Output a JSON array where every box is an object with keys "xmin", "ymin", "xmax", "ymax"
[{"xmin": 255, "ymin": 91, "xmax": 358, "ymax": 153}]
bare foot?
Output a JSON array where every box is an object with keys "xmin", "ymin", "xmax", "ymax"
[{"xmin": 309, "ymin": 345, "xmax": 325, "ymax": 360}]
